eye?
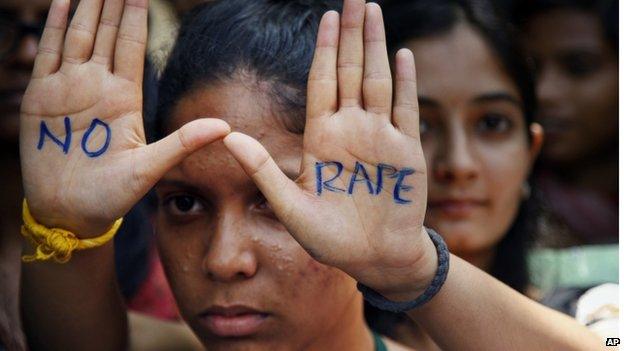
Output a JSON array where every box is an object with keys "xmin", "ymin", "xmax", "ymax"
[
  {"xmin": 254, "ymin": 193, "xmax": 277, "ymax": 219},
  {"xmin": 477, "ymin": 113, "xmax": 513, "ymax": 134},
  {"xmin": 420, "ymin": 118, "xmax": 432, "ymax": 135},
  {"xmin": 560, "ymin": 53, "xmax": 600, "ymax": 78},
  {"xmin": 257, "ymin": 197, "xmax": 270, "ymax": 210},
  {"xmin": 164, "ymin": 195, "xmax": 204, "ymax": 216}
]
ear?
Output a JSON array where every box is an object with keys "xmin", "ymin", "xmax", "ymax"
[{"xmin": 528, "ymin": 122, "xmax": 544, "ymax": 167}]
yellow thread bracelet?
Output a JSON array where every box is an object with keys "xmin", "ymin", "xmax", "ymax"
[{"xmin": 21, "ymin": 199, "xmax": 123, "ymax": 263}]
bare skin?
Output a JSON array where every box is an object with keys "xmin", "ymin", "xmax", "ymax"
[
  {"xmin": 406, "ymin": 23, "xmax": 543, "ymax": 270},
  {"xmin": 0, "ymin": 1, "xmax": 55, "ymax": 349},
  {"xmin": 20, "ymin": 0, "xmax": 603, "ymax": 350},
  {"xmin": 525, "ymin": 9, "xmax": 618, "ymax": 194}
]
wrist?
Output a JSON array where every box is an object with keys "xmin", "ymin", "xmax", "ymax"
[
  {"xmin": 26, "ymin": 198, "xmax": 116, "ymax": 239},
  {"xmin": 358, "ymin": 228, "xmax": 450, "ymax": 312},
  {"xmin": 21, "ymin": 199, "xmax": 123, "ymax": 263},
  {"xmin": 375, "ymin": 227, "xmax": 439, "ymax": 302}
]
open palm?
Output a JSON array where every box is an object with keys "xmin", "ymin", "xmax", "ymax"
[
  {"xmin": 20, "ymin": 0, "xmax": 229, "ymax": 236},
  {"xmin": 225, "ymin": 0, "xmax": 433, "ymax": 294}
]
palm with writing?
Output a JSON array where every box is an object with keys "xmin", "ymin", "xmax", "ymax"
[
  {"xmin": 20, "ymin": 0, "xmax": 229, "ymax": 236},
  {"xmin": 225, "ymin": 0, "xmax": 436, "ymax": 298}
]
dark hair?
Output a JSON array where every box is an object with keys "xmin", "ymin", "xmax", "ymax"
[
  {"xmin": 155, "ymin": 0, "xmax": 341, "ymax": 140},
  {"xmin": 383, "ymin": 0, "xmax": 537, "ymax": 131},
  {"xmin": 386, "ymin": 0, "xmax": 537, "ymax": 291},
  {"xmin": 513, "ymin": 0, "xmax": 618, "ymax": 52},
  {"xmin": 366, "ymin": 0, "xmax": 539, "ymax": 336}
]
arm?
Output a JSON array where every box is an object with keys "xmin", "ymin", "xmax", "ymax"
[
  {"xmin": 21, "ymin": 244, "xmax": 127, "ymax": 350},
  {"xmin": 19, "ymin": 0, "xmax": 229, "ymax": 349},
  {"xmin": 406, "ymin": 255, "xmax": 603, "ymax": 351},
  {"xmin": 223, "ymin": 1, "xmax": 605, "ymax": 350}
]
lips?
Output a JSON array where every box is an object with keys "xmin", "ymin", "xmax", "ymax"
[
  {"xmin": 199, "ymin": 305, "xmax": 270, "ymax": 338},
  {"xmin": 428, "ymin": 199, "xmax": 487, "ymax": 218}
]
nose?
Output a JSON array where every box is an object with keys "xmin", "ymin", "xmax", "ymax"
[
  {"xmin": 536, "ymin": 63, "xmax": 564, "ymax": 109},
  {"xmin": 202, "ymin": 211, "xmax": 258, "ymax": 283},
  {"xmin": 432, "ymin": 124, "xmax": 478, "ymax": 184}
]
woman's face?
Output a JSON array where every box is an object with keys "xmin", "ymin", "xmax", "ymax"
[
  {"xmin": 406, "ymin": 24, "xmax": 541, "ymax": 264},
  {"xmin": 526, "ymin": 8, "xmax": 618, "ymax": 165},
  {"xmin": 154, "ymin": 81, "xmax": 362, "ymax": 350}
]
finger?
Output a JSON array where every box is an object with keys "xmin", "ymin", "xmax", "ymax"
[
  {"xmin": 223, "ymin": 132, "xmax": 306, "ymax": 228},
  {"xmin": 114, "ymin": 0, "xmax": 148, "ymax": 82},
  {"xmin": 91, "ymin": 0, "xmax": 124, "ymax": 67},
  {"xmin": 307, "ymin": 11, "xmax": 340, "ymax": 119},
  {"xmin": 134, "ymin": 118, "xmax": 231, "ymax": 187},
  {"xmin": 32, "ymin": 0, "xmax": 70, "ymax": 78},
  {"xmin": 337, "ymin": 0, "xmax": 365, "ymax": 108},
  {"xmin": 392, "ymin": 49, "xmax": 420, "ymax": 138},
  {"xmin": 62, "ymin": 0, "xmax": 104, "ymax": 65},
  {"xmin": 363, "ymin": 3, "xmax": 392, "ymax": 117}
]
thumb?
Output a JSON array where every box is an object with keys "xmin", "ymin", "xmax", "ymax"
[
  {"xmin": 135, "ymin": 118, "xmax": 230, "ymax": 186},
  {"xmin": 223, "ymin": 132, "xmax": 305, "ymax": 225}
]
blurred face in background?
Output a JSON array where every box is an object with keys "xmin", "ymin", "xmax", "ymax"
[
  {"xmin": 525, "ymin": 8, "xmax": 617, "ymax": 166},
  {"xmin": 406, "ymin": 23, "xmax": 542, "ymax": 267},
  {"xmin": 0, "ymin": 0, "xmax": 50, "ymax": 142}
]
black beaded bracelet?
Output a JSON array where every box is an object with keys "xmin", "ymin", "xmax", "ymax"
[{"xmin": 357, "ymin": 228, "xmax": 450, "ymax": 313}]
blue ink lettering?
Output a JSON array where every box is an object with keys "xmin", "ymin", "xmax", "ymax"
[
  {"xmin": 392, "ymin": 168, "xmax": 415, "ymax": 204},
  {"xmin": 315, "ymin": 161, "xmax": 345, "ymax": 195},
  {"xmin": 37, "ymin": 117, "xmax": 72, "ymax": 154},
  {"xmin": 315, "ymin": 161, "xmax": 415, "ymax": 205},
  {"xmin": 375, "ymin": 163, "xmax": 397, "ymax": 194},
  {"xmin": 348, "ymin": 161, "xmax": 375, "ymax": 194},
  {"xmin": 81, "ymin": 118, "xmax": 111, "ymax": 158}
]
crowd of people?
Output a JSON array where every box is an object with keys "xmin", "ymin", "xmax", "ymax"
[{"xmin": 0, "ymin": 0, "xmax": 618, "ymax": 350}]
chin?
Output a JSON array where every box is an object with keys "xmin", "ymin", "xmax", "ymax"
[
  {"xmin": 195, "ymin": 335, "xmax": 283, "ymax": 351},
  {"xmin": 428, "ymin": 221, "xmax": 485, "ymax": 252}
]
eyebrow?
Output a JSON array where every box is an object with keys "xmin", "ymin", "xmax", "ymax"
[
  {"xmin": 155, "ymin": 179, "xmax": 204, "ymax": 194},
  {"xmin": 417, "ymin": 96, "xmax": 441, "ymax": 108},
  {"xmin": 472, "ymin": 92, "xmax": 521, "ymax": 106},
  {"xmin": 418, "ymin": 92, "xmax": 521, "ymax": 108},
  {"xmin": 155, "ymin": 167, "xmax": 301, "ymax": 191}
]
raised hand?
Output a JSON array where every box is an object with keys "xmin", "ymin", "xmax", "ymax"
[
  {"xmin": 20, "ymin": 0, "xmax": 230, "ymax": 237},
  {"xmin": 224, "ymin": 0, "xmax": 436, "ymax": 297}
]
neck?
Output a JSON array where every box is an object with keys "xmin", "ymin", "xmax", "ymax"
[{"xmin": 305, "ymin": 290, "xmax": 374, "ymax": 351}]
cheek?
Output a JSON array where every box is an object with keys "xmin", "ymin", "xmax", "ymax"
[
  {"xmin": 257, "ymin": 227, "xmax": 353, "ymax": 302},
  {"xmin": 155, "ymin": 219, "xmax": 207, "ymax": 319},
  {"xmin": 480, "ymin": 144, "xmax": 528, "ymax": 237},
  {"xmin": 574, "ymin": 68, "xmax": 618, "ymax": 124},
  {"xmin": 426, "ymin": 141, "xmax": 530, "ymax": 253},
  {"xmin": 257, "ymin": 231, "xmax": 356, "ymax": 329}
]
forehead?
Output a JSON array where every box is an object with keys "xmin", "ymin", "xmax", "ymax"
[
  {"xmin": 406, "ymin": 23, "xmax": 518, "ymax": 102},
  {"xmin": 169, "ymin": 81, "xmax": 303, "ymax": 190},
  {"xmin": 527, "ymin": 9, "xmax": 605, "ymax": 52}
]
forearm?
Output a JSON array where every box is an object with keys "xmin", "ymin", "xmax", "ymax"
[
  {"xmin": 21, "ymin": 242, "xmax": 128, "ymax": 350},
  {"xmin": 407, "ymin": 255, "xmax": 603, "ymax": 351}
]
